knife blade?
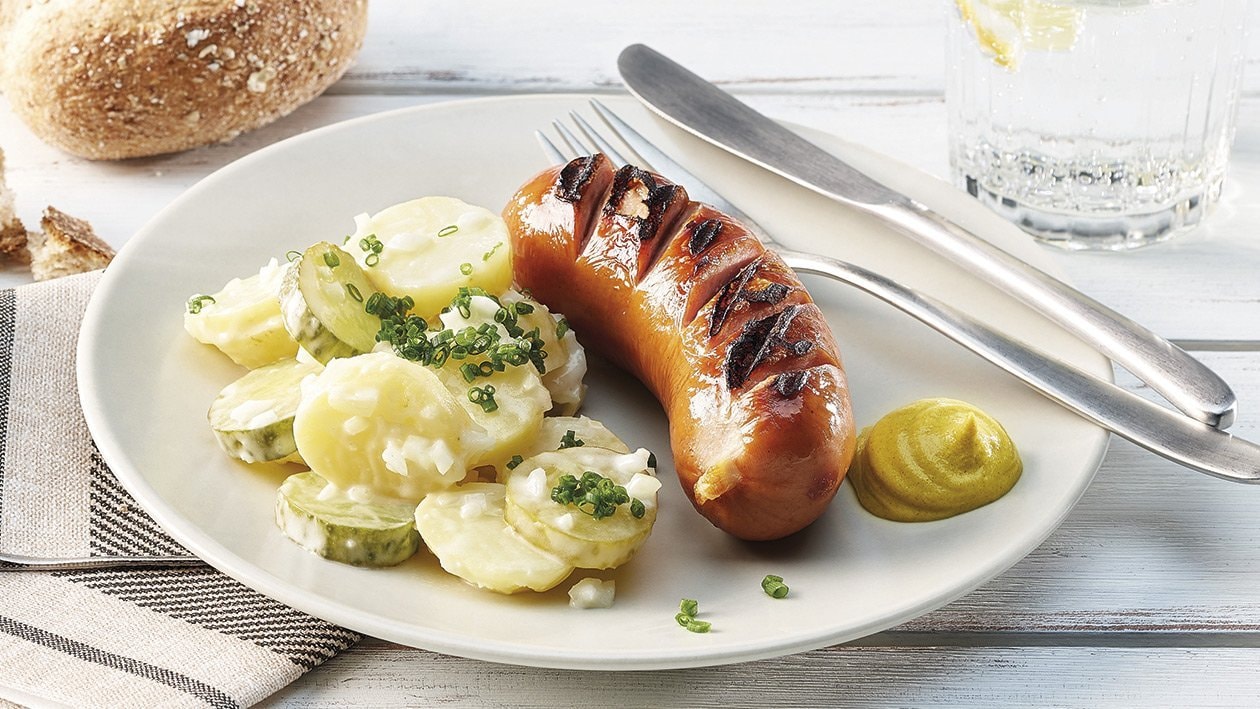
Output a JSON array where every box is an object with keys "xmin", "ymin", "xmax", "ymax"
[{"xmin": 616, "ymin": 43, "xmax": 1238, "ymax": 431}]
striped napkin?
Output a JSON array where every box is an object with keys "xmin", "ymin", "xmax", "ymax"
[{"xmin": 0, "ymin": 271, "xmax": 359, "ymax": 708}]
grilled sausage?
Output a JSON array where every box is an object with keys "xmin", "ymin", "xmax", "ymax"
[{"xmin": 504, "ymin": 155, "xmax": 856, "ymax": 541}]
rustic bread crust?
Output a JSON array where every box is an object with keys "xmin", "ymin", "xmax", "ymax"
[
  {"xmin": 28, "ymin": 206, "xmax": 115, "ymax": 281},
  {"xmin": 0, "ymin": 0, "xmax": 368, "ymax": 159},
  {"xmin": 0, "ymin": 221, "xmax": 26, "ymax": 261},
  {"xmin": 0, "ymin": 147, "xmax": 27, "ymax": 260}
]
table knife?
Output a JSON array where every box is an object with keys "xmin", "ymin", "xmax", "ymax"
[{"xmin": 617, "ymin": 43, "xmax": 1238, "ymax": 431}]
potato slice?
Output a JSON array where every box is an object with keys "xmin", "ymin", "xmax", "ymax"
[
  {"xmin": 294, "ymin": 352, "xmax": 492, "ymax": 504},
  {"xmin": 521, "ymin": 416, "xmax": 630, "ymax": 456},
  {"xmin": 415, "ymin": 482, "xmax": 573, "ymax": 593},
  {"xmin": 493, "ymin": 416, "xmax": 631, "ymax": 481},
  {"xmin": 349, "ymin": 196, "xmax": 511, "ymax": 319},
  {"xmin": 184, "ymin": 258, "xmax": 297, "ymax": 368},
  {"xmin": 431, "ymin": 362, "xmax": 550, "ymax": 470}
]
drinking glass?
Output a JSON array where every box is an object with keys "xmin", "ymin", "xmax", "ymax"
[{"xmin": 946, "ymin": 0, "xmax": 1249, "ymax": 250}]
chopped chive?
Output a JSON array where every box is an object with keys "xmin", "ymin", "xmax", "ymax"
[
  {"xmin": 630, "ymin": 499, "xmax": 645, "ymax": 519},
  {"xmin": 482, "ymin": 242, "xmax": 503, "ymax": 262},
  {"xmin": 551, "ymin": 471, "xmax": 636, "ymax": 520},
  {"xmin": 438, "ymin": 224, "xmax": 459, "ymax": 237},
  {"xmin": 186, "ymin": 294, "xmax": 215, "ymax": 314},
  {"xmin": 323, "ymin": 251, "xmax": 340, "ymax": 268},
  {"xmin": 761, "ymin": 574, "xmax": 789, "ymax": 599},
  {"xmin": 647, "ymin": 451, "xmax": 657, "ymax": 469},
  {"xmin": 345, "ymin": 283, "xmax": 363, "ymax": 302},
  {"xmin": 460, "ymin": 262, "xmax": 474, "ymax": 276},
  {"xmin": 506, "ymin": 455, "xmax": 524, "ymax": 470},
  {"xmin": 468, "ymin": 384, "xmax": 498, "ymax": 413},
  {"xmin": 685, "ymin": 619, "xmax": 711, "ymax": 633},
  {"xmin": 359, "ymin": 234, "xmax": 383, "ymax": 268},
  {"xmin": 285, "ymin": 250, "xmax": 302, "ymax": 262},
  {"xmin": 558, "ymin": 430, "xmax": 584, "ymax": 450},
  {"xmin": 675, "ymin": 598, "xmax": 711, "ymax": 633},
  {"xmin": 556, "ymin": 317, "xmax": 569, "ymax": 340}
]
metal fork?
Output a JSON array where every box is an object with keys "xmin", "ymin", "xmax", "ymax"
[
  {"xmin": 536, "ymin": 99, "xmax": 1260, "ymax": 483},
  {"xmin": 0, "ymin": 552, "xmax": 202, "ymax": 571}
]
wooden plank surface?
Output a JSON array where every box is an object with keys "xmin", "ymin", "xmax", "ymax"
[
  {"xmin": 265, "ymin": 638, "xmax": 1260, "ymax": 708},
  {"xmin": 343, "ymin": 0, "xmax": 1260, "ymax": 97}
]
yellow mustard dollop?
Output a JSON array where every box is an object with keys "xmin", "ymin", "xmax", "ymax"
[{"xmin": 848, "ymin": 398, "xmax": 1021, "ymax": 522}]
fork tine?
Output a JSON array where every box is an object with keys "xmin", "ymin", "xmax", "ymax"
[
  {"xmin": 589, "ymin": 99, "xmax": 656, "ymax": 170},
  {"xmin": 569, "ymin": 112, "xmax": 630, "ymax": 167},
  {"xmin": 590, "ymin": 99, "xmax": 681, "ymax": 177},
  {"xmin": 552, "ymin": 120, "xmax": 593, "ymax": 158},
  {"xmin": 535, "ymin": 130, "xmax": 570, "ymax": 165}
]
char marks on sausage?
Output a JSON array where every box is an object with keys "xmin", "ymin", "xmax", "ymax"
[
  {"xmin": 773, "ymin": 370, "xmax": 809, "ymax": 398},
  {"xmin": 688, "ymin": 218, "xmax": 723, "ymax": 255},
  {"xmin": 557, "ymin": 155, "xmax": 602, "ymax": 203}
]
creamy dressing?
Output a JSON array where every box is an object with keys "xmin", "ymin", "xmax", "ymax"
[
  {"xmin": 327, "ymin": 384, "xmax": 379, "ymax": 417},
  {"xmin": 293, "ymin": 352, "xmax": 489, "ymax": 504},
  {"xmin": 438, "ymin": 295, "xmax": 511, "ymax": 339},
  {"xmin": 228, "ymin": 398, "xmax": 279, "ymax": 428}
]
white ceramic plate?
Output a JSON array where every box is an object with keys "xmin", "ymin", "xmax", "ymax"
[{"xmin": 78, "ymin": 95, "xmax": 1109, "ymax": 670}]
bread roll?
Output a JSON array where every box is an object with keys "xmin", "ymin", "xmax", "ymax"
[{"xmin": 0, "ymin": 0, "xmax": 368, "ymax": 159}]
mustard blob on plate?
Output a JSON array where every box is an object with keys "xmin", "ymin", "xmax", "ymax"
[{"xmin": 849, "ymin": 398, "xmax": 1022, "ymax": 522}]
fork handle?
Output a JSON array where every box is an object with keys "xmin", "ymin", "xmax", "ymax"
[
  {"xmin": 778, "ymin": 248, "xmax": 1260, "ymax": 482},
  {"xmin": 866, "ymin": 199, "xmax": 1237, "ymax": 429},
  {"xmin": 0, "ymin": 552, "xmax": 203, "ymax": 570}
]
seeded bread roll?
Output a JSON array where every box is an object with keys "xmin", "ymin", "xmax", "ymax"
[{"xmin": 0, "ymin": 0, "xmax": 368, "ymax": 160}]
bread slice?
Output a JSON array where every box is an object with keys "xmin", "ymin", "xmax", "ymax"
[
  {"xmin": 28, "ymin": 206, "xmax": 115, "ymax": 281},
  {"xmin": 0, "ymin": 147, "xmax": 28, "ymax": 261}
]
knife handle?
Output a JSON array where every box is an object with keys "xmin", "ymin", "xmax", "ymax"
[
  {"xmin": 866, "ymin": 198, "xmax": 1237, "ymax": 429},
  {"xmin": 780, "ymin": 248, "xmax": 1260, "ymax": 483}
]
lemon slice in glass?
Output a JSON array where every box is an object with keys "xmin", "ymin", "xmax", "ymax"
[{"xmin": 955, "ymin": 0, "xmax": 1083, "ymax": 70}]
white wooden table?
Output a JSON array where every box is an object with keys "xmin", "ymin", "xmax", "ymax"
[{"xmin": 5, "ymin": 1, "xmax": 1260, "ymax": 705}]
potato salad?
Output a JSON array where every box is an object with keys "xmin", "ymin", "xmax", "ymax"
[{"xmin": 184, "ymin": 196, "xmax": 660, "ymax": 595}]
